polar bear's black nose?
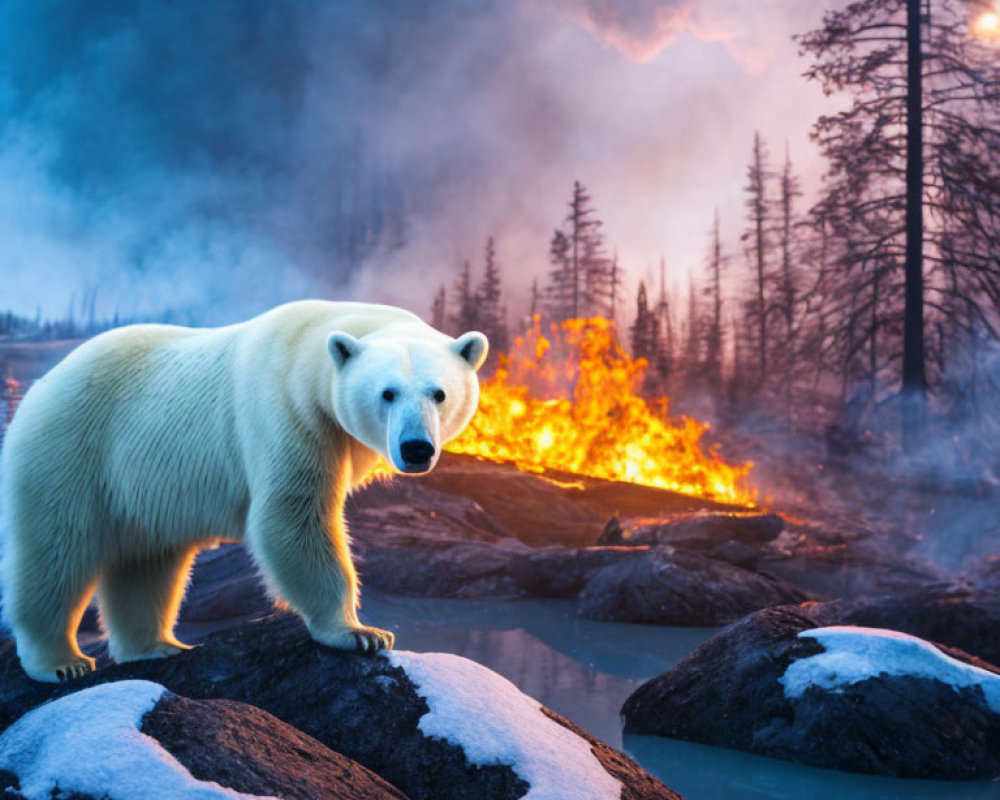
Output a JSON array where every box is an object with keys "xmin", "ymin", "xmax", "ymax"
[{"xmin": 400, "ymin": 439, "xmax": 435, "ymax": 468}]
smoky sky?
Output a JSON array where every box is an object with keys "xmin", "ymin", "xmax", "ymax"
[{"xmin": 0, "ymin": 0, "xmax": 839, "ymax": 324}]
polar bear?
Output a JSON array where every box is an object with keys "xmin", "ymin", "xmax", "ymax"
[{"xmin": 0, "ymin": 301, "xmax": 487, "ymax": 682}]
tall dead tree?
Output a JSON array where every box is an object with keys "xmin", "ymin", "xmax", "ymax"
[
  {"xmin": 654, "ymin": 258, "xmax": 674, "ymax": 384},
  {"xmin": 799, "ymin": 0, "xmax": 1000, "ymax": 441},
  {"xmin": 703, "ymin": 210, "xmax": 725, "ymax": 388},
  {"xmin": 742, "ymin": 132, "xmax": 773, "ymax": 386},
  {"xmin": 773, "ymin": 146, "xmax": 803, "ymax": 408}
]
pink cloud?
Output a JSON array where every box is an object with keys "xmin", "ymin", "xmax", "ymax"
[{"xmin": 552, "ymin": 0, "xmax": 828, "ymax": 71}]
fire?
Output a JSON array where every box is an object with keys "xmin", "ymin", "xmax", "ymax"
[{"xmin": 447, "ymin": 317, "xmax": 758, "ymax": 506}]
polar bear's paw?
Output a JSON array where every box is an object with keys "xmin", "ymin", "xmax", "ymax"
[
  {"xmin": 109, "ymin": 638, "xmax": 195, "ymax": 665},
  {"xmin": 55, "ymin": 656, "xmax": 96, "ymax": 682},
  {"xmin": 310, "ymin": 624, "xmax": 395, "ymax": 655},
  {"xmin": 20, "ymin": 653, "xmax": 96, "ymax": 684}
]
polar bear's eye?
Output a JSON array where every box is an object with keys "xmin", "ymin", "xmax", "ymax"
[
  {"xmin": 433, "ymin": 389, "xmax": 446, "ymax": 403},
  {"xmin": 382, "ymin": 389, "xmax": 395, "ymax": 402}
]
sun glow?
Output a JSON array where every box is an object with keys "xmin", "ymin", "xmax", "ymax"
[
  {"xmin": 446, "ymin": 317, "xmax": 757, "ymax": 506},
  {"xmin": 972, "ymin": 10, "xmax": 1000, "ymax": 40}
]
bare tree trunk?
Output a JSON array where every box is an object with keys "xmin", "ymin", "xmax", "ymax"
[{"xmin": 902, "ymin": 0, "xmax": 926, "ymax": 450}]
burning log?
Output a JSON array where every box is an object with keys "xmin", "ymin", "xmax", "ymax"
[
  {"xmin": 445, "ymin": 317, "xmax": 756, "ymax": 507},
  {"xmin": 596, "ymin": 512, "xmax": 784, "ymax": 550}
]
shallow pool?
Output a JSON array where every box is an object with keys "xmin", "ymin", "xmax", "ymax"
[{"xmin": 361, "ymin": 591, "xmax": 1000, "ymax": 800}]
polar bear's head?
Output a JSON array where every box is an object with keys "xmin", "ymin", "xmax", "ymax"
[{"xmin": 326, "ymin": 327, "xmax": 488, "ymax": 474}]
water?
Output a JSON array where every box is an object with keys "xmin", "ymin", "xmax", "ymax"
[{"xmin": 360, "ymin": 592, "xmax": 1000, "ymax": 800}]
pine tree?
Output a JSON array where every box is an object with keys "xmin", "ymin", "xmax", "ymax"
[
  {"xmin": 608, "ymin": 251, "xmax": 623, "ymax": 324},
  {"xmin": 683, "ymin": 279, "xmax": 702, "ymax": 378},
  {"xmin": 630, "ymin": 281, "xmax": 659, "ymax": 363},
  {"xmin": 450, "ymin": 259, "xmax": 477, "ymax": 334},
  {"xmin": 544, "ymin": 181, "xmax": 613, "ymax": 322},
  {"xmin": 477, "ymin": 236, "xmax": 509, "ymax": 354},
  {"xmin": 431, "ymin": 284, "xmax": 447, "ymax": 332},
  {"xmin": 545, "ymin": 229, "xmax": 573, "ymax": 322},
  {"xmin": 703, "ymin": 210, "xmax": 725, "ymax": 387}
]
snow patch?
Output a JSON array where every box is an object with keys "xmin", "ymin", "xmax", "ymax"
[
  {"xmin": 0, "ymin": 680, "xmax": 273, "ymax": 800},
  {"xmin": 780, "ymin": 626, "xmax": 1000, "ymax": 711},
  {"xmin": 388, "ymin": 650, "xmax": 621, "ymax": 800}
]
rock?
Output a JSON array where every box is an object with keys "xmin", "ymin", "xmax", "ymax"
[
  {"xmin": 180, "ymin": 543, "xmax": 273, "ymax": 623},
  {"xmin": 510, "ymin": 545, "xmax": 650, "ymax": 598},
  {"xmin": 0, "ymin": 614, "xmax": 683, "ymax": 800},
  {"xmin": 345, "ymin": 480, "xmax": 802, "ymax": 618},
  {"xmin": 537, "ymin": 707, "xmax": 687, "ymax": 800},
  {"xmin": 622, "ymin": 608, "xmax": 1000, "ymax": 780},
  {"xmin": 346, "ymin": 478, "xmax": 533, "ymax": 599},
  {"xmin": 175, "ymin": 525, "xmax": 797, "ymax": 626},
  {"xmin": 577, "ymin": 547, "xmax": 806, "ymax": 626},
  {"xmin": 792, "ymin": 585, "xmax": 1000, "ymax": 666},
  {"xmin": 145, "ymin": 693, "xmax": 412, "ymax": 799},
  {"xmin": 0, "ymin": 772, "xmax": 27, "ymax": 800},
  {"xmin": 756, "ymin": 540, "xmax": 943, "ymax": 599},
  {"xmin": 595, "ymin": 516, "xmax": 628, "ymax": 545},
  {"xmin": 0, "ymin": 680, "xmax": 409, "ymax": 799},
  {"xmin": 348, "ymin": 478, "xmax": 514, "ymax": 544},
  {"xmin": 707, "ymin": 539, "xmax": 763, "ymax": 569},
  {"xmin": 597, "ymin": 512, "xmax": 784, "ymax": 549},
  {"xmin": 750, "ymin": 516, "xmax": 944, "ymax": 599},
  {"xmin": 358, "ymin": 538, "xmax": 530, "ymax": 599}
]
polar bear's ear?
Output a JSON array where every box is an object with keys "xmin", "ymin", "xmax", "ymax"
[
  {"xmin": 452, "ymin": 331, "xmax": 489, "ymax": 372},
  {"xmin": 327, "ymin": 332, "xmax": 364, "ymax": 369}
]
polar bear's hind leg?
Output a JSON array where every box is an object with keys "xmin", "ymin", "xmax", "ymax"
[
  {"xmin": 2, "ymin": 536, "xmax": 99, "ymax": 683},
  {"xmin": 100, "ymin": 544, "xmax": 200, "ymax": 664}
]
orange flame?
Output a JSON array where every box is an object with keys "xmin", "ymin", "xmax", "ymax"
[{"xmin": 447, "ymin": 317, "xmax": 758, "ymax": 506}]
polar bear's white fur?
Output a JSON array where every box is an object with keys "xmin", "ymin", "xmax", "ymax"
[{"xmin": 0, "ymin": 301, "xmax": 487, "ymax": 682}]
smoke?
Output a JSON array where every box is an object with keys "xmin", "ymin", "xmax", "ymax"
[{"xmin": 0, "ymin": 0, "xmax": 837, "ymax": 325}]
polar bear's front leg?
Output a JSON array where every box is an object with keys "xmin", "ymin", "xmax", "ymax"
[{"xmin": 245, "ymin": 494, "xmax": 395, "ymax": 655}]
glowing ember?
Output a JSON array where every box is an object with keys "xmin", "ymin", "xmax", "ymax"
[
  {"xmin": 972, "ymin": 10, "xmax": 1000, "ymax": 40},
  {"xmin": 447, "ymin": 317, "xmax": 758, "ymax": 506}
]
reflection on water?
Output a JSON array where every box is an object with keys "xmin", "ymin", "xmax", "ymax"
[
  {"xmin": 362, "ymin": 590, "xmax": 713, "ymax": 747},
  {"xmin": 626, "ymin": 737, "xmax": 1000, "ymax": 800},
  {"xmin": 360, "ymin": 591, "xmax": 1000, "ymax": 800}
]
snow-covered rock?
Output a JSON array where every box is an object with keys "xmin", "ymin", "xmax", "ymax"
[
  {"xmin": 790, "ymin": 585, "xmax": 1000, "ymax": 666},
  {"xmin": 0, "ymin": 613, "xmax": 684, "ymax": 800},
  {"xmin": 389, "ymin": 651, "xmax": 619, "ymax": 800},
  {"xmin": 621, "ymin": 607, "xmax": 1000, "ymax": 779},
  {"xmin": 0, "ymin": 680, "xmax": 409, "ymax": 800},
  {"xmin": 0, "ymin": 680, "xmax": 251, "ymax": 800},
  {"xmin": 780, "ymin": 626, "xmax": 1000, "ymax": 710}
]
